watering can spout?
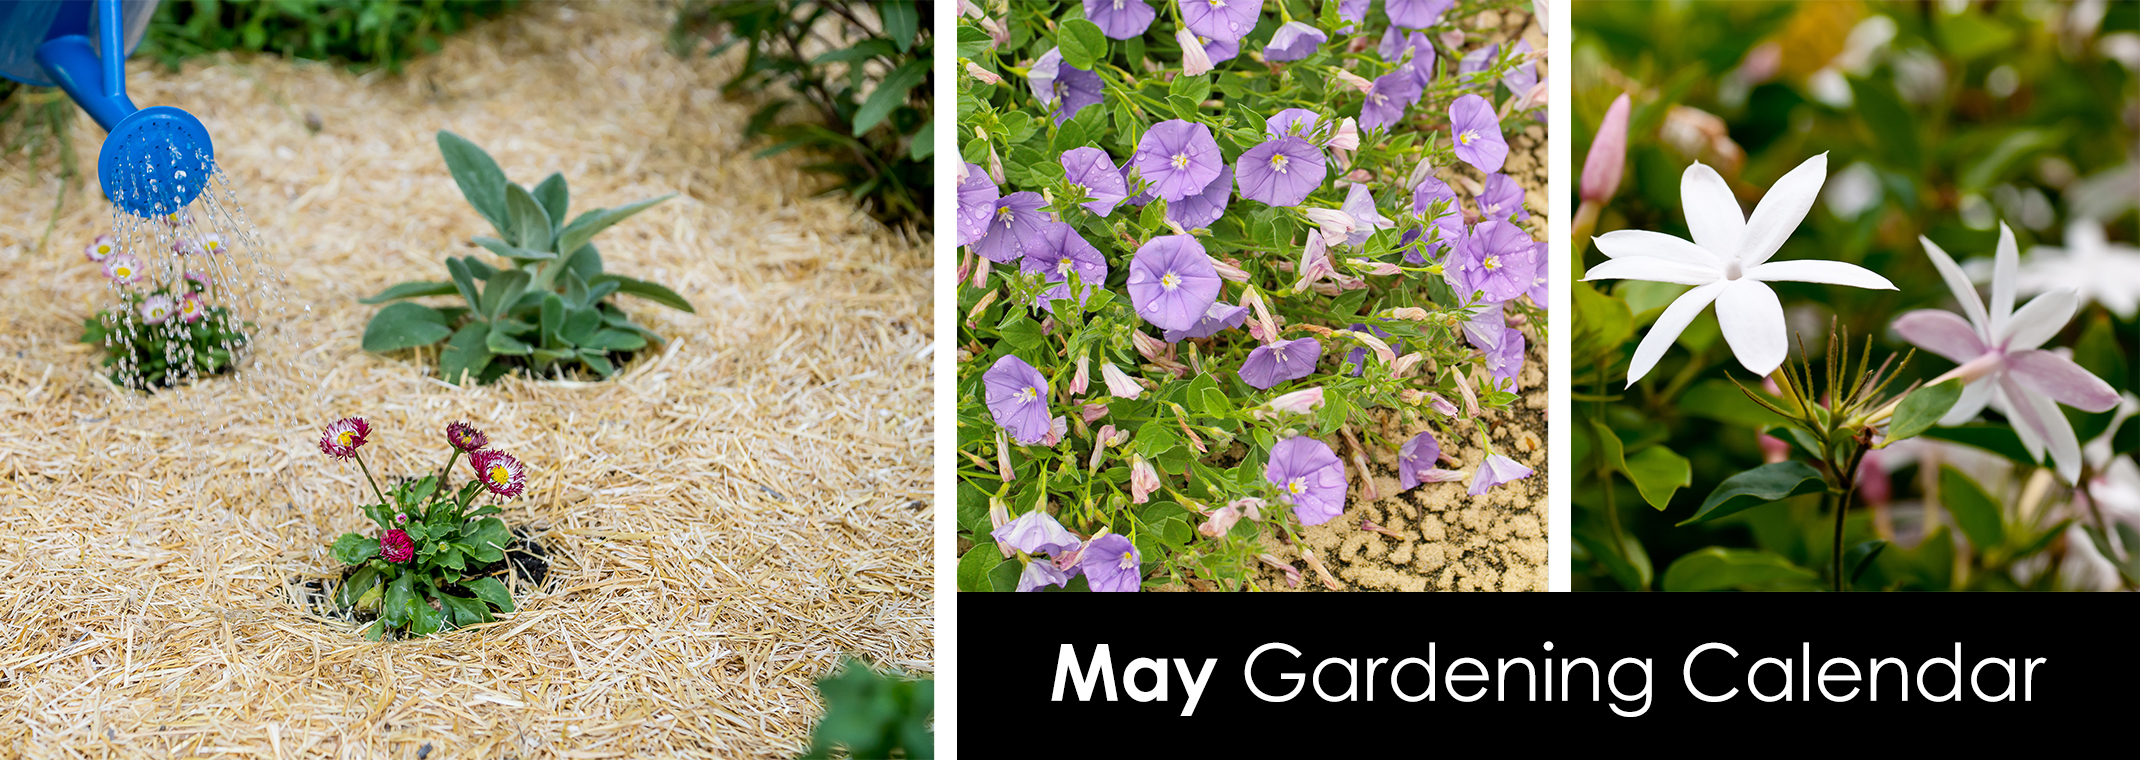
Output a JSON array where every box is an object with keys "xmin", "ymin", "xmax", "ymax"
[{"xmin": 4, "ymin": 0, "xmax": 213, "ymax": 217}]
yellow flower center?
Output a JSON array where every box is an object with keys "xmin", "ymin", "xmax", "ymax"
[
  {"xmin": 1059, "ymin": 257, "xmax": 1074, "ymax": 274},
  {"xmin": 97, "ymin": 244, "xmax": 112, "ymax": 255},
  {"xmin": 1161, "ymin": 272, "xmax": 1181, "ymax": 289},
  {"xmin": 1269, "ymin": 154, "xmax": 1289, "ymax": 173},
  {"xmin": 1171, "ymin": 153, "xmax": 1190, "ymax": 170},
  {"xmin": 337, "ymin": 431, "xmax": 357, "ymax": 447},
  {"xmin": 996, "ymin": 205, "xmax": 1014, "ymax": 222},
  {"xmin": 1483, "ymin": 255, "xmax": 1501, "ymax": 271},
  {"xmin": 1458, "ymin": 130, "xmax": 1476, "ymax": 146},
  {"xmin": 1288, "ymin": 479, "xmax": 1306, "ymax": 494},
  {"xmin": 1014, "ymin": 386, "xmax": 1038, "ymax": 403},
  {"xmin": 115, "ymin": 266, "xmax": 132, "ymax": 278},
  {"xmin": 487, "ymin": 464, "xmax": 511, "ymax": 485}
]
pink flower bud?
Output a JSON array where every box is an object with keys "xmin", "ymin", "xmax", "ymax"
[
  {"xmin": 1100, "ymin": 362, "xmax": 1144, "ymax": 400},
  {"xmin": 987, "ymin": 146, "xmax": 1006, "ymax": 185},
  {"xmin": 958, "ymin": 0, "xmax": 982, "ymax": 19},
  {"xmin": 1198, "ymin": 506, "xmax": 1242, "ymax": 537},
  {"xmin": 1392, "ymin": 353, "xmax": 1425, "ymax": 378},
  {"xmin": 1257, "ymin": 553, "xmax": 1302, "ymax": 587},
  {"xmin": 996, "ymin": 430, "xmax": 1016, "ymax": 482},
  {"xmin": 1332, "ymin": 69, "xmax": 1373, "ymax": 92},
  {"xmin": 989, "ymin": 497, "xmax": 1015, "ymax": 557},
  {"xmin": 1041, "ymin": 416, "xmax": 1068, "ymax": 447},
  {"xmin": 1389, "ymin": 307, "xmax": 1429, "ymax": 320},
  {"xmin": 1292, "ymin": 231, "xmax": 1336, "ymax": 292},
  {"xmin": 1242, "ymin": 288, "xmax": 1281, "ymax": 342},
  {"xmin": 969, "ymin": 255, "xmax": 992, "ymax": 288},
  {"xmin": 1300, "ymin": 548, "xmax": 1341, "ymax": 590},
  {"xmin": 1232, "ymin": 497, "xmax": 1267, "ymax": 522},
  {"xmin": 1303, "ymin": 208, "xmax": 1355, "ymax": 242},
  {"xmin": 1130, "ymin": 455, "xmax": 1161, "ymax": 504},
  {"xmin": 965, "ymin": 62, "xmax": 1003, "ymax": 85},
  {"xmin": 1757, "ymin": 431, "xmax": 1790, "ymax": 464},
  {"xmin": 1325, "ymin": 117, "xmax": 1360, "ymax": 150},
  {"xmin": 1426, "ymin": 392, "xmax": 1459, "ymax": 417},
  {"xmin": 1211, "ymin": 257, "xmax": 1251, "ymax": 282},
  {"xmin": 1354, "ymin": 259, "xmax": 1403, "ymax": 277},
  {"xmin": 964, "ymin": 289, "xmax": 998, "ymax": 327},
  {"xmin": 981, "ymin": 16, "xmax": 1009, "ymax": 46},
  {"xmin": 1070, "ymin": 355, "xmax": 1091, "ymax": 395},
  {"xmin": 1081, "ymin": 402, "xmax": 1110, "ymax": 423},
  {"xmin": 1177, "ymin": 28, "xmax": 1214, "ymax": 75},
  {"xmin": 1353, "ymin": 331, "xmax": 1396, "ymax": 365},
  {"xmin": 1130, "ymin": 330, "xmax": 1169, "ymax": 362},
  {"xmin": 1580, "ymin": 92, "xmax": 1631, "ymax": 203},
  {"xmin": 1265, "ymin": 387, "xmax": 1326, "ymax": 416}
]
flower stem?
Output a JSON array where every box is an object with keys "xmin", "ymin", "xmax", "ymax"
[
  {"xmin": 436, "ymin": 449, "xmax": 462, "ymax": 518},
  {"xmin": 1830, "ymin": 446, "xmax": 1867, "ymax": 592},
  {"xmin": 353, "ymin": 450, "xmax": 391, "ymax": 512}
]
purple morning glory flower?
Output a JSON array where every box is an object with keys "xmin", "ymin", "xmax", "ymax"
[
  {"xmin": 1238, "ymin": 337, "xmax": 1323, "ymax": 389},
  {"xmin": 1450, "ymin": 218, "xmax": 1538, "ymax": 303},
  {"xmin": 1410, "ymin": 177, "xmax": 1466, "ymax": 261},
  {"xmin": 1526, "ymin": 248, "xmax": 1547, "ymax": 305},
  {"xmin": 1265, "ymin": 436, "xmax": 1347, "ymax": 526},
  {"xmin": 1398, "ymin": 430, "xmax": 1442, "ymax": 490},
  {"xmin": 1167, "ymin": 165, "xmax": 1234, "ymax": 229},
  {"xmin": 1126, "ymin": 235, "xmax": 1224, "ymax": 331},
  {"xmin": 1179, "ymin": 0, "xmax": 1263, "ymax": 43},
  {"xmin": 1132, "ymin": 119, "xmax": 1224, "ymax": 202},
  {"xmin": 1337, "ymin": 0, "xmax": 1369, "ymax": 32},
  {"xmin": 1378, "ymin": 26, "xmax": 1437, "ymax": 86},
  {"xmin": 1202, "ymin": 34, "xmax": 1240, "ymax": 65},
  {"xmin": 1502, "ymin": 40, "xmax": 1537, "ymax": 95},
  {"xmin": 1341, "ymin": 183, "xmax": 1394, "ymax": 245},
  {"xmin": 1468, "ymin": 453, "xmax": 1533, "ymax": 495},
  {"xmin": 1359, "ymin": 70, "xmax": 1423, "ymax": 132},
  {"xmin": 1062, "ymin": 147, "xmax": 1131, "ymax": 216},
  {"xmin": 1030, "ymin": 48, "xmax": 1106, "ymax": 125},
  {"xmin": 1462, "ymin": 299, "xmax": 1506, "ymax": 353},
  {"xmin": 1458, "ymin": 43, "xmax": 1499, "ymax": 76},
  {"xmin": 1399, "ymin": 226, "xmax": 1428, "ymax": 265},
  {"xmin": 1486, "ymin": 325, "xmax": 1526, "ymax": 390},
  {"xmin": 1386, "ymin": 0, "xmax": 1454, "ymax": 29},
  {"xmin": 1084, "ymin": 0, "xmax": 1156, "ymax": 39},
  {"xmin": 1449, "ymin": 93, "xmax": 1509, "ymax": 172},
  {"xmin": 1021, "ymin": 222, "xmax": 1109, "ymax": 312},
  {"xmin": 1264, "ymin": 108, "xmax": 1324, "ymax": 140},
  {"xmin": 1018, "ymin": 560, "xmax": 1071, "ymax": 592},
  {"xmin": 1477, "ymin": 173, "xmax": 1528, "ymax": 222},
  {"xmin": 983, "ymin": 354, "xmax": 1053, "ymax": 445},
  {"xmin": 993, "ymin": 509, "xmax": 1081, "ymax": 555},
  {"xmin": 1234, "ymin": 135, "xmax": 1327, "ymax": 207},
  {"xmin": 1080, "ymin": 534, "xmax": 1143, "ymax": 592},
  {"xmin": 974, "ymin": 191, "xmax": 1050, "ymax": 264},
  {"xmin": 958, "ymin": 162, "xmax": 999, "ymax": 246},
  {"xmin": 1264, "ymin": 21, "xmax": 1327, "ymax": 62},
  {"xmin": 1163, "ymin": 302, "xmax": 1251, "ymax": 342}
]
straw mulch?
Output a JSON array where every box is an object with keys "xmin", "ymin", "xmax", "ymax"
[{"xmin": 0, "ymin": 3, "xmax": 931, "ymax": 757}]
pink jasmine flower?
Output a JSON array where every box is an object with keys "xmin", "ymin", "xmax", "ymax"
[
  {"xmin": 1448, "ymin": 94, "xmax": 1508, "ymax": 172},
  {"xmin": 1397, "ymin": 430, "xmax": 1442, "ymax": 490},
  {"xmin": 1099, "ymin": 362, "xmax": 1144, "ymax": 400},
  {"xmin": 83, "ymin": 234, "xmax": 116, "ymax": 262},
  {"xmin": 984, "ymin": 354, "xmax": 1054, "ymax": 445},
  {"xmin": 1264, "ymin": 22, "xmax": 1327, "ymax": 62},
  {"xmin": 1126, "ymin": 235, "xmax": 1224, "ymax": 331},
  {"xmin": 1079, "ymin": 534, "xmax": 1143, "ymax": 592},
  {"xmin": 973, "ymin": 191, "xmax": 1050, "ymax": 264},
  {"xmin": 1167, "ymin": 165, "xmax": 1235, "ymax": 229},
  {"xmin": 1178, "ymin": 0, "xmax": 1263, "ymax": 43},
  {"xmin": 1266, "ymin": 436, "xmax": 1347, "ymax": 525},
  {"xmin": 1468, "ymin": 453, "xmax": 1533, "ymax": 495},
  {"xmin": 1133, "ymin": 120, "xmax": 1225, "ymax": 201},
  {"xmin": 1061, "ymin": 148, "xmax": 1130, "ymax": 216},
  {"xmin": 1582, "ymin": 154, "xmax": 1896, "ymax": 384},
  {"xmin": 138, "ymin": 294, "xmax": 177, "ymax": 325},
  {"xmin": 1894, "ymin": 223, "xmax": 2119, "ymax": 482},
  {"xmin": 1235, "ymin": 136, "xmax": 1325, "ymax": 207},
  {"xmin": 1239, "ymin": 337, "xmax": 1322, "ymax": 389},
  {"xmin": 1581, "ymin": 93, "xmax": 1632, "ymax": 203},
  {"xmin": 1084, "ymin": 0, "xmax": 1156, "ymax": 39},
  {"xmin": 957, "ymin": 162, "xmax": 999, "ymax": 245}
]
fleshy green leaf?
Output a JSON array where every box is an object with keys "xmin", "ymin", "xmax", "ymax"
[
  {"xmin": 506, "ymin": 184, "xmax": 554, "ymax": 252},
  {"xmin": 531, "ymin": 172, "xmax": 569, "ymax": 229},
  {"xmin": 436, "ymin": 591, "xmax": 492, "ymax": 627},
  {"xmin": 440, "ymin": 321, "xmax": 494, "ymax": 385},
  {"xmin": 360, "ymin": 281, "xmax": 459, "ymax": 304},
  {"xmin": 362, "ymin": 302, "xmax": 453, "ymax": 352},
  {"xmin": 461, "ymin": 576, "xmax": 515, "ymax": 613},
  {"xmin": 1938, "ymin": 465, "xmax": 2005, "ymax": 549},
  {"xmin": 479, "ymin": 269, "xmax": 532, "ymax": 320},
  {"xmin": 588, "ymin": 274, "xmax": 694, "ymax": 313},
  {"xmin": 556, "ymin": 196, "xmax": 673, "ymax": 264},
  {"xmin": 464, "ymin": 518, "xmax": 513, "ymax": 563},
  {"xmin": 437, "ymin": 131, "xmax": 512, "ymax": 238},
  {"xmin": 1662, "ymin": 547, "xmax": 1822, "ymax": 592},
  {"xmin": 472, "ymin": 235, "xmax": 557, "ymax": 261},
  {"xmin": 1677, "ymin": 460, "xmax": 1826, "ymax": 525},
  {"xmin": 381, "ymin": 572, "xmax": 415, "ymax": 628},
  {"xmin": 333, "ymin": 532, "xmax": 379, "ymax": 566}
]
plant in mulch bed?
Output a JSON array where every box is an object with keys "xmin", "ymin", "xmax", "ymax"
[
  {"xmin": 138, "ymin": 0, "xmax": 524, "ymax": 74},
  {"xmin": 359, "ymin": 131, "xmax": 694, "ymax": 384},
  {"xmin": 670, "ymin": 0, "xmax": 934, "ymax": 231},
  {"xmin": 77, "ymin": 233, "xmax": 252, "ymax": 391},
  {"xmin": 803, "ymin": 657, "xmax": 934, "ymax": 760},
  {"xmin": 319, "ymin": 417, "xmax": 527, "ymax": 640},
  {"xmin": 956, "ymin": 0, "xmax": 1546, "ymax": 591}
]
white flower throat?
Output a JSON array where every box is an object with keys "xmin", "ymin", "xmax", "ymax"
[
  {"xmin": 1171, "ymin": 152, "xmax": 1190, "ymax": 170},
  {"xmin": 1269, "ymin": 153, "xmax": 1290, "ymax": 173},
  {"xmin": 1015, "ymin": 386, "xmax": 1038, "ymax": 403},
  {"xmin": 1483, "ymin": 255, "xmax": 1501, "ymax": 271},
  {"xmin": 1287, "ymin": 478, "xmax": 1306, "ymax": 494},
  {"xmin": 1161, "ymin": 271, "xmax": 1181, "ymax": 289},
  {"xmin": 1458, "ymin": 130, "xmax": 1477, "ymax": 146}
]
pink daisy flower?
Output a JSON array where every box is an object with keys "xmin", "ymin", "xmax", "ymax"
[
  {"xmin": 83, "ymin": 235, "xmax": 116, "ymax": 263},
  {"xmin": 469, "ymin": 450, "xmax": 527, "ymax": 498},
  {"xmin": 319, "ymin": 417, "xmax": 371, "ymax": 459},
  {"xmin": 138, "ymin": 294, "xmax": 177, "ymax": 325},
  {"xmin": 103, "ymin": 254, "xmax": 143, "ymax": 285},
  {"xmin": 445, "ymin": 421, "xmax": 489, "ymax": 453},
  {"xmin": 178, "ymin": 294, "xmax": 206, "ymax": 324}
]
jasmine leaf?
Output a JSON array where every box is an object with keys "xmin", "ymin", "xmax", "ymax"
[
  {"xmin": 1661, "ymin": 547, "xmax": 1821, "ymax": 592},
  {"xmin": 1677, "ymin": 461, "xmax": 1825, "ymax": 525},
  {"xmin": 1937, "ymin": 465, "xmax": 2005, "ymax": 550},
  {"xmin": 1884, "ymin": 378, "xmax": 1962, "ymax": 445}
]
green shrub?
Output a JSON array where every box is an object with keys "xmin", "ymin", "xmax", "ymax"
[{"xmin": 139, "ymin": 0, "xmax": 522, "ymax": 73}]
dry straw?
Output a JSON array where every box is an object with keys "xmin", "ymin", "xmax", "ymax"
[{"xmin": 0, "ymin": 2, "xmax": 931, "ymax": 757}]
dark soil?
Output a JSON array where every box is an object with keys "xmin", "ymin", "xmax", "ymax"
[{"xmin": 286, "ymin": 524, "xmax": 554, "ymax": 636}]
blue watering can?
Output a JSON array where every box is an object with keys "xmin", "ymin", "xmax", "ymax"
[{"xmin": 0, "ymin": 0, "xmax": 213, "ymax": 217}]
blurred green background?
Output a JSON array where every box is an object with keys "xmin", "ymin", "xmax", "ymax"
[{"xmin": 1572, "ymin": 0, "xmax": 2140, "ymax": 591}]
